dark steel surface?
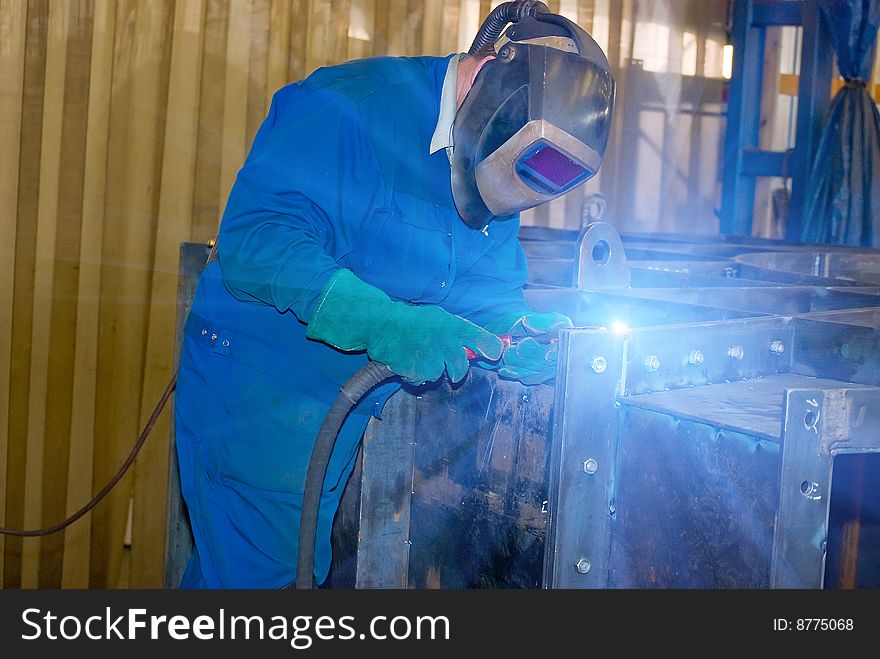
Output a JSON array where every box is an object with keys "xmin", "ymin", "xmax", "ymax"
[
  {"xmin": 792, "ymin": 316, "xmax": 880, "ymax": 387},
  {"xmin": 625, "ymin": 374, "xmax": 861, "ymax": 442},
  {"xmin": 615, "ymin": 286, "xmax": 880, "ymax": 315},
  {"xmin": 351, "ymin": 392, "xmax": 416, "ymax": 588},
  {"xmin": 736, "ymin": 251, "xmax": 880, "ymax": 287},
  {"xmin": 629, "ymin": 268, "xmax": 788, "ymax": 288},
  {"xmin": 403, "ymin": 371, "xmax": 554, "ymax": 588},
  {"xmin": 610, "ymin": 407, "xmax": 780, "ymax": 587},
  {"xmin": 526, "ymin": 258, "xmax": 576, "ymax": 287}
]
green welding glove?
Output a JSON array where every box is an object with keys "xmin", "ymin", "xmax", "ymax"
[
  {"xmin": 485, "ymin": 311, "xmax": 574, "ymax": 385},
  {"xmin": 307, "ymin": 269, "xmax": 504, "ymax": 385}
]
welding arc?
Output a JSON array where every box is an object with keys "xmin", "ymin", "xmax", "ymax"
[{"xmin": 0, "ymin": 373, "xmax": 177, "ymax": 537}]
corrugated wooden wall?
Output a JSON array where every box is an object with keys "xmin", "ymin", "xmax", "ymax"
[{"xmin": 1, "ymin": 0, "xmax": 608, "ymax": 589}]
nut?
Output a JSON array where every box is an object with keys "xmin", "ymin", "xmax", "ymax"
[
  {"xmin": 590, "ymin": 356, "xmax": 607, "ymax": 373},
  {"xmin": 687, "ymin": 349, "xmax": 704, "ymax": 365}
]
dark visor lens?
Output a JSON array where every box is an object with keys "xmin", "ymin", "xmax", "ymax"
[{"xmin": 516, "ymin": 143, "xmax": 590, "ymax": 194}]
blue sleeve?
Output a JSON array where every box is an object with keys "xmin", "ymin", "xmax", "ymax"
[
  {"xmin": 217, "ymin": 85, "xmax": 386, "ymax": 322},
  {"xmin": 441, "ymin": 218, "xmax": 533, "ymax": 332}
]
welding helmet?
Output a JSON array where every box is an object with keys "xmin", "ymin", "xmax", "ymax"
[{"xmin": 451, "ymin": 1, "xmax": 616, "ymax": 229}]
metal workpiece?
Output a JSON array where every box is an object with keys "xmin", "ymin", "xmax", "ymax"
[
  {"xmin": 544, "ymin": 328, "xmax": 625, "ymax": 588},
  {"xmin": 609, "ymin": 406, "xmax": 780, "ymax": 587},
  {"xmin": 791, "ymin": 313, "xmax": 880, "ymax": 387},
  {"xmin": 769, "ymin": 387, "xmax": 880, "ymax": 588},
  {"xmin": 577, "ymin": 290, "xmax": 758, "ymax": 327},
  {"xmin": 170, "ymin": 233, "xmax": 880, "ymax": 591},
  {"xmin": 612, "ymin": 286, "xmax": 880, "ymax": 315},
  {"xmin": 736, "ymin": 251, "xmax": 880, "ymax": 287},
  {"xmin": 620, "ymin": 317, "xmax": 794, "ymax": 395},
  {"xmin": 576, "ymin": 221, "xmax": 631, "ymax": 290}
]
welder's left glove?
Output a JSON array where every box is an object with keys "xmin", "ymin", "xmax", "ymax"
[{"xmin": 484, "ymin": 311, "xmax": 573, "ymax": 385}]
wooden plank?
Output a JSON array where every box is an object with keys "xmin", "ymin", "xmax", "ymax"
[
  {"xmin": 420, "ymin": 0, "xmax": 442, "ymax": 55},
  {"xmin": 131, "ymin": 0, "xmax": 205, "ymax": 589},
  {"xmin": 218, "ymin": 0, "xmax": 253, "ymax": 226},
  {"xmin": 5, "ymin": 0, "xmax": 48, "ymax": 590},
  {"xmin": 90, "ymin": 0, "xmax": 173, "ymax": 588},
  {"xmin": 247, "ymin": 0, "xmax": 270, "ymax": 149},
  {"xmin": 347, "ymin": 0, "xmax": 374, "ymax": 60},
  {"xmin": 0, "ymin": 0, "xmax": 28, "ymax": 585},
  {"xmin": 456, "ymin": 0, "xmax": 480, "ymax": 54},
  {"xmin": 36, "ymin": 0, "xmax": 93, "ymax": 588},
  {"xmin": 383, "ymin": 0, "xmax": 406, "ymax": 56},
  {"xmin": 577, "ymin": 0, "xmax": 595, "ymax": 32},
  {"xmin": 371, "ymin": 0, "xmax": 389, "ymax": 56},
  {"xmin": 191, "ymin": 0, "xmax": 229, "ymax": 243},
  {"xmin": 20, "ymin": 0, "xmax": 67, "ymax": 589},
  {"xmin": 328, "ymin": 0, "xmax": 350, "ymax": 64},
  {"xmin": 288, "ymin": 0, "xmax": 309, "ymax": 82},
  {"xmin": 440, "ymin": 2, "xmax": 460, "ymax": 59},
  {"xmin": 266, "ymin": 0, "xmax": 292, "ymax": 108},
  {"xmin": 402, "ymin": 0, "xmax": 423, "ymax": 57},
  {"xmin": 306, "ymin": 0, "xmax": 330, "ymax": 73},
  {"xmin": 62, "ymin": 0, "xmax": 116, "ymax": 589}
]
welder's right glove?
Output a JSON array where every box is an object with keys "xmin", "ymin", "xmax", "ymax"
[
  {"xmin": 307, "ymin": 268, "xmax": 504, "ymax": 385},
  {"xmin": 484, "ymin": 311, "xmax": 574, "ymax": 385}
]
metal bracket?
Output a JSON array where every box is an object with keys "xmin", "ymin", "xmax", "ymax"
[{"xmin": 576, "ymin": 221, "xmax": 631, "ymax": 290}]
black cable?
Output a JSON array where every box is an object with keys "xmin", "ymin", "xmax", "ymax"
[
  {"xmin": 296, "ymin": 361, "xmax": 396, "ymax": 589},
  {"xmin": 0, "ymin": 372, "xmax": 177, "ymax": 537},
  {"xmin": 468, "ymin": 0, "xmax": 548, "ymax": 55}
]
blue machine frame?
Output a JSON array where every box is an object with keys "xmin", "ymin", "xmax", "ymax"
[{"xmin": 720, "ymin": 0, "xmax": 834, "ymax": 238}]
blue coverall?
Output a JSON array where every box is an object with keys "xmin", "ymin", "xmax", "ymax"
[{"xmin": 174, "ymin": 54, "xmax": 531, "ymax": 588}]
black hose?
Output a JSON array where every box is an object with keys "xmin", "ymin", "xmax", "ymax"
[
  {"xmin": 295, "ymin": 360, "xmax": 396, "ymax": 589},
  {"xmin": 468, "ymin": 0, "xmax": 549, "ymax": 55}
]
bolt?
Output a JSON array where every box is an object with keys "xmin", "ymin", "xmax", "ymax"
[
  {"xmin": 687, "ymin": 349, "xmax": 704, "ymax": 365},
  {"xmin": 583, "ymin": 458, "xmax": 598, "ymax": 475},
  {"xmin": 800, "ymin": 480, "xmax": 819, "ymax": 497},
  {"xmin": 769, "ymin": 340, "xmax": 785, "ymax": 355},
  {"xmin": 575, "ymin": 558, "xmax": 591, "ymax": 574},
  {"xmin": 727, "ymin": 345, "xmax": 744, "ymax": 360},
  {"xmin": 521, "ymin": 393, "xmax": 531, "ymax": 403},
  {"xmin": 608, "ymin": 503, "xmax": 616, "ymax": 515},
  {"xmin": 590, "ymin": 356, "xmax": 607, "ymax": 373},
  {"xmin": 643, "ymin": 355, "xmax": 661, "ymax": 372}
]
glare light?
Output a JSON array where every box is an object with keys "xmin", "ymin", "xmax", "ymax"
[
  {"xmin": 722, "ymin": 44, "xmax": 734, "ymax": 80},
  {"xmin": 611, "ymin": 320, "xmax": 630, "ymax": 334}
]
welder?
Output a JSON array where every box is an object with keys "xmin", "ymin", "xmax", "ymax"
[{"xmin": 174, "ymin": 0, "xmax": 615, "ymax": 588}]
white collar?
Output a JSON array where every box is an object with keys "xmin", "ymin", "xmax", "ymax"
[{"xmin": 429, "ymin": 54, "xmax": 462, "ymax": 156}]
